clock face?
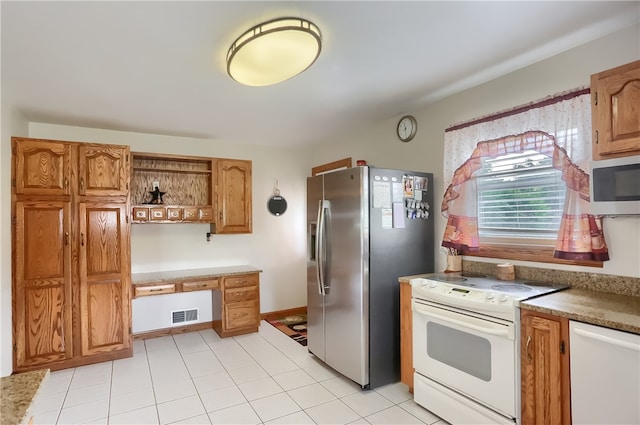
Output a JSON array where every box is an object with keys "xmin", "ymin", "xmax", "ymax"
[{"xmin": 397, "ymin": 115, "xmax": 417, "ymax": 142}]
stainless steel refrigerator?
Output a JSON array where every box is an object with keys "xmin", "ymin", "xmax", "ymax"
[{"xmin": 307, "ymin": 166, "xmax": 434, "ymax": 389}]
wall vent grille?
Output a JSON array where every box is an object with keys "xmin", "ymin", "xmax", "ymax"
[{"xmin": 171, "ymin": 308, "xmax": 199, "ymax": 324}]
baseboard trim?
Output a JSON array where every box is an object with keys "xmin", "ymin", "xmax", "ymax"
[
  {"xmin": 133, "ymin": 321, "xmax": 213, "ymax": 340},
  {"xmin": 261, "ymin": 306, "xmax": 307, "ymax": 322},
  {"xmin": 132, "ymin": 307, "xmax": 308, "ymax": 340}
]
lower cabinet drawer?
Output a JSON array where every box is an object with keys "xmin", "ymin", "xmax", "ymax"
[
  {"xmin": 224, "ymin": 301, "xmax": 259, "ymax": 330},
  {"xmin": 182, "ymin": 279, "xmax": 219, "ymax": 292},
  {"xmin": 224, "ymin": 285, "xmax": 258, "ymax": 302},
  {"xmin": 224, "ymin": 273, "xmax": 259, "ymax": 288},
  {"xmin": 134, "ymin": 283, "xmax": 176, "ymax": 297}
]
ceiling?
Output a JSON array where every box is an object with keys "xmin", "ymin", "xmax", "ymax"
[{"xmin": 2, "ymin": 1, "xmax": 638, "ymax": 148}]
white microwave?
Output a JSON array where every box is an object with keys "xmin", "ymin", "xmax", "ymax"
[{"xmin": 590, "ymin": 155, "xmax": 640, "ymax": 215}]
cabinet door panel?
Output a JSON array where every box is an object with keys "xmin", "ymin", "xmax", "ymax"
[
  {"xmin": 521, "ymin": 310, "xmax": 570, "ymax": 425},
  {"xmin": 79, "ymin": 145, "xmax": 129, "ymax": 196},
  {"xmin": 14, "ymin": 138, "xmax": 71, "ymax": 196},
  {"xmin": 592, "ymin": 60, "xmax": 640, "ymax": 159},
  {"xmin": 14, "ymin": 201, "xmax": 73, "ymax": 369},
  {"xmin": 79, "ymin": 202, "xmax": 131, "ymax": 356},
  {"xmin": 216, "ymin": 159, "xmax": 252, "ymax": 233}
]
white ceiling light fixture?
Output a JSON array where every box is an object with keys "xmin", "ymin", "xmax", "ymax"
[{"xmin": 227, "ymin": 17, "xmax": 322, "ymax": 87}]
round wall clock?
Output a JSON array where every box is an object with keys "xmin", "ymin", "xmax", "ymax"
[{"xmin": 397, "ymin": 115, "xmax": 417, "ymax": 142}]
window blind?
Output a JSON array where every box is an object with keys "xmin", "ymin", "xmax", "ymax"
[{"xmin": 476, "ymin": 150, "xmax": 566, "ymax": 240}]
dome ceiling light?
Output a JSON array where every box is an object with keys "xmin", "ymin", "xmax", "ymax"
[{"xmin": 227, "ymin": 17, "xmax": 322, "ymax": 87}]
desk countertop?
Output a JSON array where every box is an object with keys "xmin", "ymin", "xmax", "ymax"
[
  {"xmin": 1, "ymin": 369, "xmax": 49, "ymax": 425},
  {"xmin": 131, "ymin": 265, "xmax": 262, "ymax": 285}
]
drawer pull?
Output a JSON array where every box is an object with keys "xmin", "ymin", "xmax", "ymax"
[
  {"xmin": 150, "ymin": 288, "xmax": 164, "ymax": 292},
  {"xmin": 234, "ymin": 312, "xmax": 249, "ymax": 318},
  {"xmin": 235, "ymin": 291, "xmax": 249, "ymax": 296}
]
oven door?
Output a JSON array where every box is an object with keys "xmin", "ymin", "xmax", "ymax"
[{"xmin": 412, "ymin": 299, "xmax": 516, "ymax": 418}]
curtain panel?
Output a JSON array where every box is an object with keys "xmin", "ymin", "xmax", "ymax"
[{"xmin": 441, "ymin": 88, "xmax": 609, "ymax": 261}]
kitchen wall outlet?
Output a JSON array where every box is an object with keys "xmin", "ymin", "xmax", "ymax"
[{"xmin": 152, "ymin": 181, "xmax": 160, "ymax": 190}]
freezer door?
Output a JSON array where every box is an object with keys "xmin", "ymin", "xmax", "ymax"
[
  {"xmin": 322, "ymin": 168, "xmax": 369, "ymax": 387},
  {"xmin": 306, "ymin": 175, "xmax": 325, "ymax": 360}
]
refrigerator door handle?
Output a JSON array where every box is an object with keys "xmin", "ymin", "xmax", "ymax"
[
  {"xmin": 316, "ymin": 199, "xmax": 330, "ymax": 295},
  {"xmin": 316, "ymin": 200, "xmax": 325, "ymax": 295}
]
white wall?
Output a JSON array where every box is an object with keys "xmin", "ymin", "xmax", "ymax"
[
  {"xmin": 0, "ymin": 104, "xmax": 29, "ymax": 377},
  {"xmin": 308, "ymin": 24, "xmax": 640, "ymax": 278}
]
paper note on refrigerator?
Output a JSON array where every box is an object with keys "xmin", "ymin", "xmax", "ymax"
[
  {"xmin": 392, "ymin": 202, "xmax": 405, "ymax": 228},
  {"xmin": 392, "ymin": 182, "xmax": 404, "ymax": 203},
  {"xmin": 373, "ymin": 181, "xmax": 391, "ymax": 208},
  {"xmin": 382, "ymin": 208, "xmax": 393, "ymax": 229}
]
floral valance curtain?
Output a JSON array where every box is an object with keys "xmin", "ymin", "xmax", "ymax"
[{"xmin": 441, "ymin": 88, "xmax": 609, "ymax": 262}]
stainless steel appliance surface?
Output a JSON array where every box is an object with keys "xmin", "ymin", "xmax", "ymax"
[
  {"xmin": 307, "ymin": 166, "xmax": 435, "ymax": 390},
  {"xmin": 411, "ymin": 273, "xmax": 568, "ymax": 425}
]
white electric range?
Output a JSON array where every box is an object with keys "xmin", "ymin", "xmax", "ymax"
[{"xmin": 411, "ymin": 273, "xmax": 568, "ymax": 425}]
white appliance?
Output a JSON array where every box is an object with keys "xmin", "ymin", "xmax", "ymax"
[
  {"xmin": 570, "ymin": 320, "xmax": 640, "ymax": 425},
  {"xmin": 589, "ymin": 155, "xmax": 640, "ymax": 215},
  {"xmin": 411, "ymin": 273, "xmax": 568, "ymax": 425}
]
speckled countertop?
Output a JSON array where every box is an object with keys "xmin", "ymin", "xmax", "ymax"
[
  {"xmin": 521, "ymin": 288, "xmax": 640, "ymax": 334},
  {"xmin": 131, "ymin": 265, "xmax": 262, "ymax": 285},
  {"xmin": 1, "ymin": 369, "xmax": 49, "ymax": 425}
]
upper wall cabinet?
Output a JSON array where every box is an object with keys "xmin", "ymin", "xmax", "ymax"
[
  {"xmin": 79, "ymin": 145, "xmax": 130, "ymax": 197},
  {"xmin": 214, "ymin": 159, "xmax": 253, "ymax": 234},
  {"xmin": 591, "ymin": 60, "xmax": 640, "ymax": 160},
  {"xmin": 131, "ymin": 153, "xmax": 252, "ymax": 233},
  {"xmin": 13, "ymin": 138, "xmax": 71, "ymax": 196}
]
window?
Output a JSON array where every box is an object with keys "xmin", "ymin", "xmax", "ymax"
[
  {"xmin": 476, "ymin": 150, "xmax": 566, "ymax": 245},
  {"xmin": 442, "ymin": 90, "xmax": 608, "ymax": 265}
]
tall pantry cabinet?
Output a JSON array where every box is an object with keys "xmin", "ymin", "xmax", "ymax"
[{"xmin": 11, "ymin": 137, "xmax": 132, "ymax": 372}]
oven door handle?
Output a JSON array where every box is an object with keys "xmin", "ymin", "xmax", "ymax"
[{"xmin": 413, "ymin": 302, "xmax": 514, "ymax": 340}]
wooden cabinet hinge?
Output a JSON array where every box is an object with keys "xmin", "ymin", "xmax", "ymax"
[
  {"xmin": 11, "ymin": 216, "xmax": 16, "ymax": 226},
  {"xmin": 126, "ymin": 154, "xmax": 129, "ymax": 163},
  {"xmin": 126, "ymin": 215, "xmax": 129, "ymax": 224},
  {"xmin": 595, "ymin": 130, "xmax": 599, "ymax": 145},
  {"xmin": 11, "ymin": 178, "xmax": 16, "ymax": 187},
  {"xmin": 560, "ymin": 340, "xmax": 566, "ymax": 354}
]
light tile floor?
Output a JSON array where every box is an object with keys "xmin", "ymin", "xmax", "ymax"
[{"xmin": 28, "ymin": 321, "xmax": 450, "ymax": 425}]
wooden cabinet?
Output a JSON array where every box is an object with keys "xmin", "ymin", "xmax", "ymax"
[
  {"xmin": 13, "ymin": 138, "xmax": 71, "ymax": 196},
  {"xmin": 132, "ymin": 271, "xmax": 260, "ymax": 338},
  {"xmin": 130, "ymin": 153, "xmax": 252, "ymax": 233},
  {"xmin": 78, "ymin": 201, "xmax": 131, "ymax": 357},
  {"xmin": 214, "ymin": 159, "xmax": 252, "ymax": 234},
  {"xmin": 520, "ymin": 309, "xmax": 571, "ymax": 425},
  {"xmin": 13, "ymin": 200, "xmax": 73, "ymax": 368},
  {"xmin": 11, "ymin": 137, "xmax": 132, "ymax": 372},
  {"xmin": 399, "ymin": 280, "xmax": 414, "ymax": 392},
  {"xmin": 591, "ymin": 60, "xmax": 640, "ymax": 159},
  {"xmin": 79, "ymin": 144, "xmax": 129, "ymax": 196},
  {"xmin": 214, "ymin": 273, "xmax": 260, "ymax": 337},
  {"xmin": 131, "ymin": 152, "xmax": 214, "ymax": 223}
]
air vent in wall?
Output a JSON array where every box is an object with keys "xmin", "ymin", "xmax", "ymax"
[{"xmin": 171, "ymin": 308, "xmax": 199, "ymax": 324}]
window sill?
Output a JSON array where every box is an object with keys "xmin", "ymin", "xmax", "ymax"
[{"xmin": 463, "ymin": 244, "xmax": 603, "ymax": 268}]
